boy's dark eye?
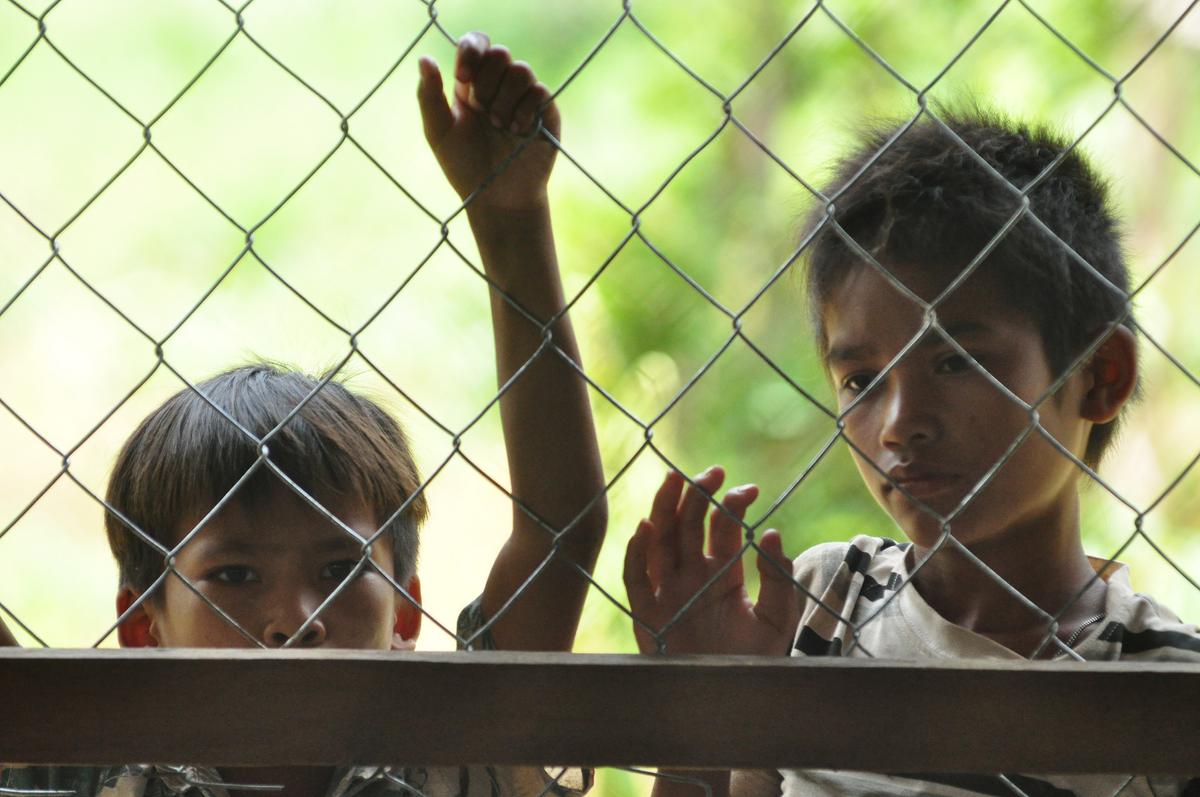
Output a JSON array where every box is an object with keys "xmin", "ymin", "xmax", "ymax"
[
  {"xmin": 210, "ymin": 565, "xmax": 260, "ymax": 585},
  {"xmin": 936, "ymin": 354, "xmax": 972, "ymax": 374},
  {"xmin": 840, "ymin": 372, "xmax": 876, "ymax": 394},
  {"xmin": 321, "ymin": 560, "xmax": 360, "ymax": 581}
]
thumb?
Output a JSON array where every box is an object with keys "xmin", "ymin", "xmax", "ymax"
[
  {"xmin": 624, "ymin": 522, "xmax": 661, "ymax": 655},
  {"xmin": 624, "ymin": 521, "xmax": 658, "ymax": 613},
  {"xmin": 417, "ymin": 56, "xmax": 454, "ymax": 146}
]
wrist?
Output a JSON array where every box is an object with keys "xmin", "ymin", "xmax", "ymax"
[
  {"xmin": 465, "ymin": 199, "xmax": 557, "ymax": 285},
  {"xmin": 464, "ymin": 194, "xmax": 552, "ymax": 232}
]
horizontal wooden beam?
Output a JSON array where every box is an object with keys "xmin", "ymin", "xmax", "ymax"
[{"xmin": 1, "ymin": 650, "xmax": 1197, "ymax": 773}]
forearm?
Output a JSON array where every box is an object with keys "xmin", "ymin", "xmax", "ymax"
[
  {"xmin": 470, "ymin": 202, "xmax": 607, "ymax": 649},
  {"xmin": 472, "ymin": 201, "xmax": 605, "ymax": 547}
]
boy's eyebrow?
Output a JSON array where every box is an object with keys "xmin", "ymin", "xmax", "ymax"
[
  {"xmin": 194, "ymin": 535, "xmax": 366, "ymax": 556},
  {"xmin": 824, "ymin": 322, "xmax": 993, "ymax": 366},
  {"xmin": 935, "ymin": 321, "xmax": 991, "ymax": 340},
  {"xmin": 825, "ymin": 342, "xmax": 875, "ymax": 367}
]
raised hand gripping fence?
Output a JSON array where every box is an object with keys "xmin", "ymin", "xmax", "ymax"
[{"xmin": 1, "ymin": 0, "xmax": 1199, "ymax": 794}]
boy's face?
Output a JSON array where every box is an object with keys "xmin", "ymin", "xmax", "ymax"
[
  {"xmin": 822, "ymin": 262, "xmax": 1095, "ymax": 550},
  {"xmin": 123, "ymin": 487, "xmax": 419, "ymax": 650}
]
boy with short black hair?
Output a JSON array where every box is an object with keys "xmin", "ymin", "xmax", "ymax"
[
  {"xmin": 623, "ymin": 110, "xmax": 1200, "ymax": 796},
  {"xmin": 2, "ymin": 32, "xmax": 603, "ymax": 797},
  {"xmin": 105, "ymin": 363, "xmax": 430, "ymax": 654}
]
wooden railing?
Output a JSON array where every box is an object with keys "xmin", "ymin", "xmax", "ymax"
[{"xmin": 2, "ymin": 650, "xmax": 1198, "ymax": 773}]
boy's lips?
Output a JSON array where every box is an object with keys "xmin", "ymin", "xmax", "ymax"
[{"xmin": 885, "ymin": 466, "xmax": 962, "ymax": 499}]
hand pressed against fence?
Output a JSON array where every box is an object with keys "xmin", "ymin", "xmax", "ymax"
[
  {"xmin": 624, "ymin": 467, "xmax": 797, "ymax": 656},
  {"xmin": 418, "ymin": 30, "xmax": 560, "ymax": 213}
]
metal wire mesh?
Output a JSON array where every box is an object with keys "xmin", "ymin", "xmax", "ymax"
[{"xmin": 1, "ymin": 0, "xmax": 1198, "ymax": 794}]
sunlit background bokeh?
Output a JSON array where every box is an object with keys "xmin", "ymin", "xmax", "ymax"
[{"xmin": 1, "ymin": 1, "xmax": 1198, "ymax": 793}]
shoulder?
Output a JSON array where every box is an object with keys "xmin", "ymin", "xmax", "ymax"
[
  {"xmin": 792, "ymin": 534, "xmax": 908, "ymax": 590},
  {"xmin": 790, "ymin": 535, "xmax": 909, "ymax": 657},
  {"xmin": 1093, "ymin": 570, "xmax": 1200, "ymax": 662}
]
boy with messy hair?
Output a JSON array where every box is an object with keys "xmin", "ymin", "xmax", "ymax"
[
  {"xmin": 1, "ymin": 33, "xmax": 603, "ymax": 797},
  {"xmin": 624, "ymin": 110, "xmax": 1200, "ymax": 796}
]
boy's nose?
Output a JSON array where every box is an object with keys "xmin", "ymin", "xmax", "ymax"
[
  {"xmin": 878, "ymin": 380, "xmax": 940, "ymax": 451},
  {"xmin": 262, "ymin": 598, "xmax": 328, "ymax": 648}
]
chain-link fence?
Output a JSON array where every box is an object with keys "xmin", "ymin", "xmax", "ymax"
[{"xmin": 2, "ymin": 1, "xmax": 1199, "ymax": 795}]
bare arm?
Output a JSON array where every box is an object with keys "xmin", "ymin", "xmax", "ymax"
[
  {"xmin": 470, "ymin": 201, "xmax": 606, "ymax": 652},
  {"xmin": 0, "ymin": 615, "xmax": 18, "ymax": 647},
  {"xmin": 418, "ymin": 34, "xmax": 606, "ymax": 651}
]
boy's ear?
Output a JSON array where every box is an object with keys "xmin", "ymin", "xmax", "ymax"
[
  {"xmin": 391, "ymin": 575, "xmax": 422, "ymax": 651},
  {"xmin": 116, "ymin": 587, "xmax": 159, "ymax": 648},
  {"xmin": 1080, "ymin": 324, "xmax": 1138, "ymax": 424}
]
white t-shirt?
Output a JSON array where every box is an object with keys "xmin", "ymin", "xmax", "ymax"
[{"xmin": 734, "ymin": 535, "xmax": 1200, "ymax": 797}]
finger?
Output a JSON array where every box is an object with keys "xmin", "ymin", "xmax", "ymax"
[
  {"xmin": 469, "ymin": 45, "xmax": 512, "ymax": 112},
  {"xmin": 645, "ymin": 509, "xmax": 675, "ymax": 587},
  {"xmin": 453, "ymin": 32, "xmax": 489, "ymax": 108},
  {"xmin": 708, "ymin": 484, "xmax": 759, "ymax": 561},
  {"xmin": 624, "ymin": 521, "xmax": 656, "ymax": 604},
  {"xmin": 455, "ymin": 32, "xmax": 490, "ymax": 76},
  {"xmin": 755, "ymin": 529, "xmax": 793, "ymax": 583},
  {"xmin": 488, "ymin": 61, "xmax": 536, "ymax": 130},
  {"xmin": 753, "ymin": 529, "xmax": 800, "ymax": 649},
  {"xmin": 648, "ymin": 470, "xmax": 685, "ymax": 541},
  {"xmin": 512, "ymin": 82, "xmax": 556, "ymax": 137},
  {"xmin": 647, "ymin": 471, "xmax": 685, "ymax": 580},
  {"xmin": 677, "ymin": 466, "xmax": 725, "ymax": 564},
  {"xmin": 623, "ymin": 521, "xmax": 660, "ymax": 653},
  {"xmin": 416, "ymin": 57, "xmax": 454, "ymax": 146}
]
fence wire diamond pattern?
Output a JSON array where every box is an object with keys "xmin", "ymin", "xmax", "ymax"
[{"xmin": 1, "ymin": 0, "xmax": 1198, "ymax": 792}]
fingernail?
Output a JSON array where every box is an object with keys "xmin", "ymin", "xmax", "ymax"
[
  {"xmin": 490, "ymin": 113, "xmax": 502, "ymax": 128},
  {"xmin": 509, "ymin": 120, "xmax": 521, "ymax": 135}
]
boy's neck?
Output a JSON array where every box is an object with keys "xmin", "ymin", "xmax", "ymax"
[
  {"xmin": 218, "ymin": 766, "xmax": 335, "ymax": 797},
  {"xmin": 908, "ymin": 506, "xmax": 1108, "ymax": 657}
]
